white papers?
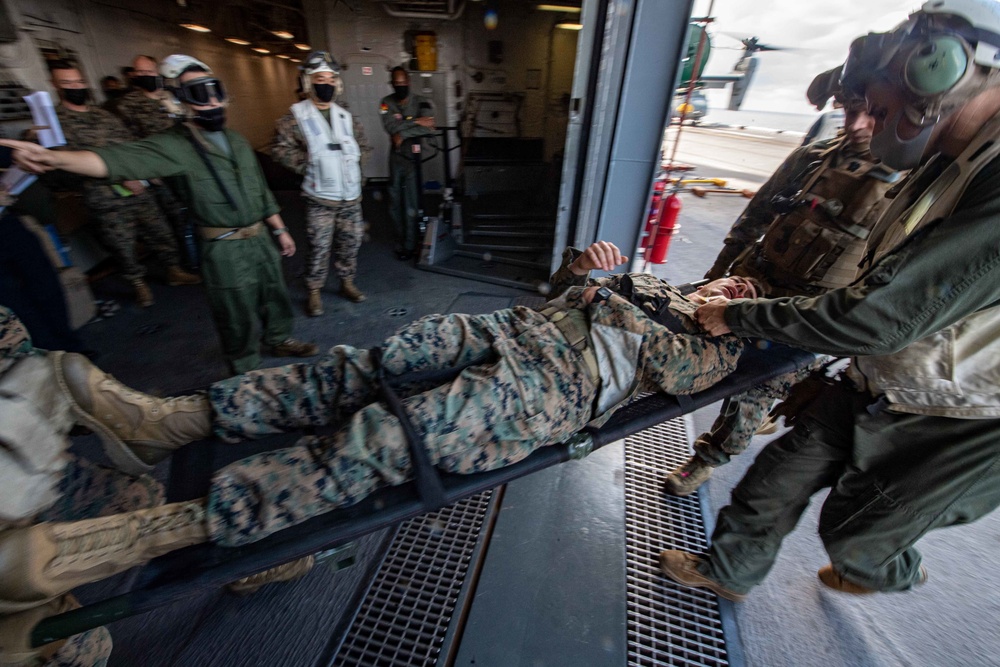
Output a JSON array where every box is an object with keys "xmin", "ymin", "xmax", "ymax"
[{"xmin": 23, "ymin": 91, "xmax": 65, "ymax": 148}]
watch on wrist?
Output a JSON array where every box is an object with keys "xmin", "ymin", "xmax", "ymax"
[
  {"xmin": 594, "ymin": 286, "xmax": 614, "ymax": 304},
  {"xmin": 272, "ymin": 227, "xmax": 288, "ymax": 237}
]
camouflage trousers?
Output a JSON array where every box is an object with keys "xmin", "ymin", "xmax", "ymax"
[
  {"xmin": 206, "ymin": 306, "xmax": 598, "ymax": 546},
  {"xmin": 304, "ymin": 197, "xmax": 364, "ymax": 289},
  {"xmin": 88, "ymin": 189, "xmax": 180, "ymax": 283},
  {"xmin": 694, "ymin": 358, "xmax": 828, "ymax": 466}
]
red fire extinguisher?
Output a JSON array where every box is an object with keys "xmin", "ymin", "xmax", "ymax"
[
  {"xmin": 648, "ymin": 193, "xmax": 681, "ymax": 264},
  {"xmin": 642, "ymin": 180, "xmax": 667, "ymax": 248}
]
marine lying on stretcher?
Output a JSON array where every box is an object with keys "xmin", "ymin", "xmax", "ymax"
[{"xmin": 0, "ymin": 241, "xmax": 768, "ymax": 624}]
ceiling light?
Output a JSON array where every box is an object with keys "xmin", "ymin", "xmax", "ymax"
[
  {"xmin": 294, "ymin": 43, "xmax": 311, "ymax": 51},
  {"xmin": 225, "ymin": 37, "xmax": 251, "ymax": 45},
  {"xmin": 290, "ymin": 58, "xmax": 302, "ymax": 63},
  {"xmin": 252, "ymin": 47, "xmax": 270, "ymax": 54},
  {"xmin": 271, "ymin": 30, "xmax": 294, "ymax": 39},
  {"xmin": 555, "ymin": 21, "xmax": 583, "ymax": 30},
  {"xmin": 180, "ymin": 23, "xmax": 211, "ymax": 33},
  {"xmin": 276, "ymin": 54, "xmax": 290, "ymax": 59},
  {"xmin": 537, "ymin": 3, "xmax": 581, "ymax": 11}
]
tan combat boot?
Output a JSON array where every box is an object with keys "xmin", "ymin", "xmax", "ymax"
[
  {"xmin": 0, "ymin": 500, "xmax": 208, "ymax": 614},
  {"xmin": 131, "ymin": 279, "xmax": 154, "ymax": 308},
  {"xmin": 271, "ymin": 339, "xmax": 320, "ymax": 358},
  {"xmin": 165, "ymin": 265, "xmax": 202, "ymax": 286},
  {"xmin": 226, "ymin": 555, "xmax": 316, "ymax": 596},
  {"xmin": 340, "ymin": 277, "xmax": 366, "ymax": 303},
  {"xmin": 663, "ymin": 455, "xmax": 714, "ymax": 497},
  {"xmin": 51, "ymin": 352, "xmax": 212, "ymax": 475},
  {"xmin": 817, "ymin": 564, "xmax": 928, "ymax": 595},
  {"xmin": 306, "ymin": 288, "xmax": 324, "ymax": 317}
]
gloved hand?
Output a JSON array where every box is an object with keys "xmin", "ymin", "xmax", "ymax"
[{"xmin": 766, "ymin": 369, "xmax": 837, "ymax": 428}]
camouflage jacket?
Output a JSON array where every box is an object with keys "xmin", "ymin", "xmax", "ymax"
[
  {"xmin": 113, "ymin": 89, "xmax": 177, "ymax": 139},
  {"xmin": 550, "ymin": 247, "xmax": 707, "ymax": 335},
  {"xmin": 548, "ymin": 248, "xmax": 744, "ymax": 422},
  {"xmin": 0, "ymin": 305, "xmax": 35, "ymax": 375},
  {"xmin": 56, "ymin": 105, "xmax": 134, "ymax": 205},
  {"xmin": 272, "ymin": 100, "xmax": 373, "ymax": 185},
  {"xmin": 0, "ymin": 306, "xmax": 68, "ymax": 521}
]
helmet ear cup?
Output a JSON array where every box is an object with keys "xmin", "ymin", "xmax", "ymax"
[{"xmin": 905, "ymin": 35, "xmax": 970, "ymax": 95}]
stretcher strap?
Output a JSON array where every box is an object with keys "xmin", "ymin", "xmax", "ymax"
[{"xmin": 370, "ymin": 347, "xmax": 446, "ymax": 508}]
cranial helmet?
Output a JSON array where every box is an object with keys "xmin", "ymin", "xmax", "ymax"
[
  {"xmin": 160, "ymin": 54, "xmax": 212, "ymax": 83},
  {"xmin": 842, "ymin": 0, "xmax": 1000, "ymax": 126},
  {"xmin": 300, "ymin": 51, "xmax": 342, "ymax": 96}
]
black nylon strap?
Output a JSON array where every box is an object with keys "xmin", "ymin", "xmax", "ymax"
[
  {"xmin": 369, "ymin": 347, "xmax": 446, "ymax": 508},
  {"xmin": 184, "ymin": 128, "xmax": 239, "ymax": 212}
]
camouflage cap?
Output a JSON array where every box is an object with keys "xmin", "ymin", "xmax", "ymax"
[{"xmin": 807, "ymin": 65, "xmax": 850, "ymax": 110}]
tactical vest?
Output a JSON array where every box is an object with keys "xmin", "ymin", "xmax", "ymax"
[
  {"xmin": 737, "ymin": 139, "xmax": 900, "ymax": 297},
  {"xmin": 291, "ymin": 99, "xmax": 362, "ymax": 202},
  {"xmin": 847, "ymin": 112, "xmax": 1000, "ymax": 418}
]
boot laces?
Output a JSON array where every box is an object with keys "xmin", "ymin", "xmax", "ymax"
[{"xmin": 53, "ymin": 504, "xmax": 205, "ymax": 560}]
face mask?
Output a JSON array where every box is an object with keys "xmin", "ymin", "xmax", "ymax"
[
  {"xmin": 105, "ymin": 89, "xmax": 126, "ymax": 100},
  {"xmin": 133, "ymin": 75, "xmax": 161, "ymax": 93},
  {"xmin": 869, "ymin": 109, "xmax": 936, "ymax": 170},
  {"xmin": 192, "ymin": 106, "xmax": 226, "ymax": 132},
  {"xmin": 313, "ymin": 83, "xmax": 335, "ymax": 103},
  {"xmin": 61, "ymin": 88, "xmax": 90, "ymax": 106},
  {"xmin": 393, "ymin": 85, "xmax": 409, "ymax": 100}
]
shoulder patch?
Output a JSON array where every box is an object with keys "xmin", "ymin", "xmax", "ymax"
[{"xmin": 379, "ymin": 102, "xmax": 389, "ymax": 114}]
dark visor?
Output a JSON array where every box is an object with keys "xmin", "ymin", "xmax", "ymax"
[{"xmin": 176, "ymin": 77, "xmax": 227, "ymax": 105}]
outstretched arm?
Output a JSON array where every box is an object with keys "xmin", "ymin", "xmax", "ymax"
[{"xmin": 0, "ymin": 139, "xmax": 108, "ymax": 178}]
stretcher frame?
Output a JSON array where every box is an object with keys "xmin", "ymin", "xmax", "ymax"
[{"xmin": 30, "ymin": 341, "xmax": 815, "ymax": 647}]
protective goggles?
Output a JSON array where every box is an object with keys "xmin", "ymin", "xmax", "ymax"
[{"xmin": 174, "ymin": 77, "xmax": 227, "ymax": 105}]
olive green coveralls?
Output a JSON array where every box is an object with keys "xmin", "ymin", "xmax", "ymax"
[
  {"xmin": 700, "ymin": 159, "xmax": 1000, "ymax": 594},
  {"xmin": 94, "ymin": 125, "xmax": 294, "ymax": 373},
  {"xmin": 379, "ymin": 94, "xmax": 434, "ymax": 254}
]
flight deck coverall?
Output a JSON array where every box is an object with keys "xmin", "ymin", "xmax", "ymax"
[
  {"xmin": 379, "ymin": 93, "xmax": 434, "ymax": 254},
  {"xmin": 92, "ymin": 124, "xmax": 295, "ymax": 373},
  {"xmin": 698, "ymin": 122, "xmax": 1000, "ymax": 594},
  {"xmin": 200, "ymin": 251, "xmax": 743, "ymax": 546}
]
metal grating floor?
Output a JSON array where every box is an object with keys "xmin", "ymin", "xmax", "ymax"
[
  {"xmin": 625, "ymin": 417, "xmax": 730, "ymax": 667},
  {"xmin": 334, "ymin": 491, "xmax": 494, "ymax": 666}
]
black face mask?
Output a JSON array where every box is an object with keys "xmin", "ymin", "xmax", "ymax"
[
  {"xmin": 105, "ymin": 89, "xmax": 127, "ymax": 100},
  {"xmin": 192, "ymin": 106, "xmax": 226, "ymax": 132},
  {"xmin": 133, "ymin": 75, "xmax": 161, "ymax": 93},
  {"xmin": 392, "ymin": 85, "xmax": 409, "ymax": 100},
  {"xmin": 312, "ymin": 83, "xmax": 335, "ymax": 103},
  {"xmin": 61, "ymin": 88, "xmax": 90, "ymax": 106}
]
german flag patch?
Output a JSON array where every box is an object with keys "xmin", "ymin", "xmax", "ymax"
[{"xmin": 379, "ymin": 102, "xmax": 389, "ymax": 114}]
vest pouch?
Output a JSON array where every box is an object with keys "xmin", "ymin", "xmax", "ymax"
[
  {"xmin": 316, "ymin": 154, "xmax": 345, "ymax": 197},
  {"xmin": 761, "ymin": 213, "xmax": 853, "ymax": 282}
]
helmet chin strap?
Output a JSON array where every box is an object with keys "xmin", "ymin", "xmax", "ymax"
[{"xmin": 870, "ymin": 109, "xmax": 937, "ymax": 170}]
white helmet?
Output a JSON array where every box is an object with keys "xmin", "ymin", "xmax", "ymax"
[
  {"xmin": 300, "ymin": 51, "xmax": 342, "ymax": 97},
  {"xmin": 160, "ymin": 54, "xmax": 212, "ymax": 82}
]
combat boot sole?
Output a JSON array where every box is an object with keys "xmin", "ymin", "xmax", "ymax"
[
  {"xmin": 227, "ymin": 555, "xmax": 316, "ymax": 595},
  {"xmin": 659, "ymin": 550, "xmax": 747, "ymax": 602}
]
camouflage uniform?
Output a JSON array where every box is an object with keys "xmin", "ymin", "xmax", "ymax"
[
  {"xmin": 56, "ymin": 106, "xmax": 181, "ymax": 282},
  {"xmin": 202, "ymin": 250, "xmax": 743, "ymax": 546},
  {"xmin": 379, "ymin": 93, "xmax": 435, "ymax": 254},
  {"xmin": 112, "ymin": 90, "xmax": 190, "ymax": 260},
  {"xmin": 272, "ymin": 102, "xmax": 373, "ymax": 288},
  {"xmin": 694, "ymin": 134, "xmax": 899, "ymax": 466},
  {"xmin": 0, "ymin": 306, "xmax": 163, "ymax": 666}
]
